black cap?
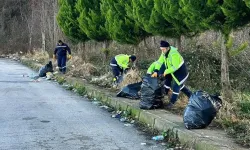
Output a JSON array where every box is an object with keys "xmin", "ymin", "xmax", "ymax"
[
  {"xmin": 160, "ymin": 40, "xmax": 170, "ymax": 47},
  {"xmin": 58, "ymin": 40, "xmax": 63, "ymax": 43},
  {"xmin": 130, "ymin": 55, "xmax": 136, "ymax": 62}
]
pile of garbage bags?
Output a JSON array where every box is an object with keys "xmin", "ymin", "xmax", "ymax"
[
  {"xmin": 116, "ymin": 75, "xmax": 165, "ymax": 109},
  {"xmin": 116, "ymin": 73, "xmax": 223, "ymax": 129},
  {"xmin": 183, "ymin": 90, "xmax": 222, "ymax": 129}
]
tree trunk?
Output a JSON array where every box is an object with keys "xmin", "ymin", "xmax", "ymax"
[
  {"xmin": 221, "ymin": 33, "xmax": 233, "ymax": 102},
  {"xmin": 53, "ymin": 0, "xmax": 57, "ymax": 45},
  {"xmin": 41, "ymin": 31, "xmax": 46, "ymax": 51},
  {"xmin": 176, "ymin": 35, "xmax": 182, "ymax": 51},
  {"xmin": 41, "ymin": 1, "xmax": 46, "ymax": 51}
]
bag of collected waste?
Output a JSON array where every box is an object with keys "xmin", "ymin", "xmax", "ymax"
[
  {"xmin": 183, "ymin": 90, "xmax": 222, "ymax": 129},
  {"xmin": 46, "ymin": 72, "xmax": 53, "ymax": 80},
  {"xmin": 39, "ymin": 61, "xmax": 53, "ymax": 77},
  {"xmin": 116, "ymin": 82, "xmax": 142, "ymax": 99},
  {"xmin": 139, "ymin": 75, "xmax": 164, "ymax": 109}
]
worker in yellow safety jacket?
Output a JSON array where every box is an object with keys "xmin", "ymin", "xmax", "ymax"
[
  {"xmin": 110, "ymin": 54, "xmax": 136, "ymax": 84},
  {"xmin": 151, "ymin": 40, "xmax": 192, "ymax": 109}
]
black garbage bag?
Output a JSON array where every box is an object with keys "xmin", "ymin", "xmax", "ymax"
[
  {"xmin": 183, "ymin": 91, "xmax": 222, "ymax": 129},
  {"xmin": 39, "ymin": 61, "xmax": 53, "ymax": 77},
  {"xmin": 116, "ymin": 82, "xmax": 142, "ymax": 99},
  {"xmin": 139, "ymin": 76, "xmax": 164, "ymax": 110}
]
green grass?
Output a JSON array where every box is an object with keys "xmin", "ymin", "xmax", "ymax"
[
  {"xmin": 56, "ymin": 76, "xmax": 66, "ymax": 85},
  {"xmin": 162, "ymin": 128, "xmax": 181, "ymax": 148},
  {"xmin": 73, "ymin": 83, "xmax": 87, "ymax": 96}
]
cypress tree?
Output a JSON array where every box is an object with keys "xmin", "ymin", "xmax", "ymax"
[
  {"xmin": 221, "ymin": 0, "xmax": 250, "ymax": 34},
  {"xmin": 101, "ymin": 0, "xmax": 146, "ymax": 44},
  {"xmin": 128, "ymin": 0, "xmax": 175, "ymax": 36},
  {"xmin": 179, "ymin": 0, "xmax": 222, "ymax": 33},
  {"xmin": 76, "ymin": 0, "xmax": 109, "ymax": 41},
  {"xmin": 57, "ymin": 0, "xmax": 88, "ymax": 42},
  {"xmin": 154, "ymin": 0, "xmax": 190, "ymax": 36}
]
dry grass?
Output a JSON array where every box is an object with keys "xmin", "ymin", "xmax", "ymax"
[
  {"xmin": 24, "ymin": 50, "xmax": 50, "ymax": 64},
  {"xmin": 216, "ymin": 91, "xmax": 250, "ymax": 121},
  {"xmin": 65, "ymin": 56, "xmax": 99, "ymax": 78},
  {"xmin": 162, "ymin": 92, "xmax": 189, "ymax": 115},
  {"xmin": 67, "ymin": 63, "xmax": 99, "ymax": 78},
  {"xmin": 67, "ymin": 56, "xmax": 83, "ymax": 67},
  {"xmin": 90, "ymin": 72, "xmax": 113, "ymax": 88},
  {"xmin": 118, "ymin": 69, "xmax": 142, "ymax": 89}
]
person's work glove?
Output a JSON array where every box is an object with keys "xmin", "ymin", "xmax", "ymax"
[
  {"xmin": 67, "ymin": 55, "xmax": 72, "ymax": 60},
  {"xmin": 151, "ymin": 72, "xmax": 158, "ymax": 78},
  {"xmin": 53, "ymin": 54, "xmax": 56, "ymax": 60},
  {"xmin": 124, "ymin": 68, "xmax": 129, "ymax": 74}
]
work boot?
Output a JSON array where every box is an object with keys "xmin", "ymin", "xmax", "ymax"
[{"xmin": 165, "ymin": 102, "xmax": 174, "ymax": 109}]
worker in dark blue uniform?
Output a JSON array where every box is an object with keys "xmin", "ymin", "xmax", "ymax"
[{"xmin": 53, "ymin": 40, "xmax": 72, "ymax": 74}]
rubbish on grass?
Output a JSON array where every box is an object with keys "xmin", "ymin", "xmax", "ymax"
[
  {"xmin": 100, "ymin": 105, "xmax": 109, "ymax": 109},
  {"xmin": 111, "ymin": 112, "xmax": 121, "ymax": 119},
  {"xmin": 124, "ymin": 123, "xmax": 132, "ymax": 127},
  {"xmin": 161, "ymin": 143, "xmax": 167, "ymax": 146},
  {"xmin": 120, "ymin": 118, "xmax": 126, "ymax": 122},
  {"xmin": 62, "ymin": 84, "xmax": 69, "ymax": 88},
  {"xmin": 46, "ymin": 72, "xmax": 53, "ymax": 80},
  {"xmin": 152, "ymin": 135, "xmax": 164, "ymax": 141},
  {"xmin": 92, "ymin": 101, "xmax": 101, "ymax": 105}
]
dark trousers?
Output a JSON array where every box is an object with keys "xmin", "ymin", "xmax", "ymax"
[
  {"xmin": 164, "ymin": 74, "xmax": 192, "ymax": 104},
  {"xmin": 57, "ymin": 55, "xmax": 67, "ymax": 73},
  {"xmin": 111, "ymin": 66, "xmax": 123, "ymax": 78},
  {"xmin": 110, "ymin": 57, "xmax": 123, "ymax": 79}
]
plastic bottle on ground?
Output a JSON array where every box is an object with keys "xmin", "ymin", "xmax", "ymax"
[{"xmin": 152, "ymin": 135, "xmax": 164, "ymax": 141}]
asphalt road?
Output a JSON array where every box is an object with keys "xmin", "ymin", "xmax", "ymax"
[{"xmin": 0, "ymin": 59, "xmax": 165, "ymax": 150}]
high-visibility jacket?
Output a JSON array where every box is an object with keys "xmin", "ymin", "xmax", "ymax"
[
  {"xmin": 147, "ymin": 61, "xmax": 166, "ymax": 75},
  {"xmin": 147, "ymin": 62, "xmax": 156, "ymax": 74},
  {"xmin": 154, "ymin": 46, "xmax": 189, "ymax": 85},
  {"xmin": 112, "ymin": 54, "xmax": 130, "ymax": 69}
]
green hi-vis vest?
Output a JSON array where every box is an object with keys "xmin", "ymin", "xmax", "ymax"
[
  {"xmin": 155, "ymin": 46, "xmax": 185, "ymax": 85},
  {"xmin": 115, "ymin": 54, "xmax": 130, "ymax": 69},
  {"xmin": 147, "ymin": 61, "xmax": 157, "ymax": 74}
]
